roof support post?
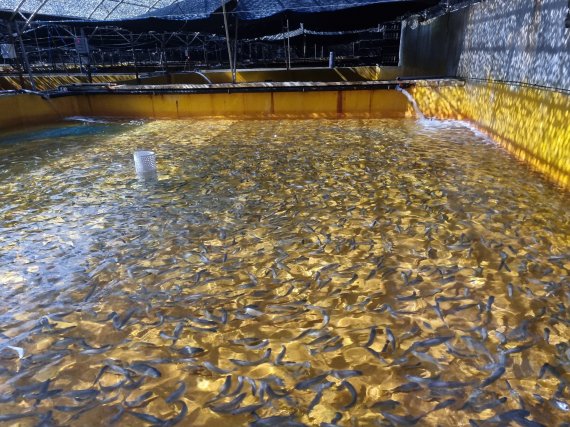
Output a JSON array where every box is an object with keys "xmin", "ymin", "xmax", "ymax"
[
  {"xmin": 6, "ymin": 21, "xmax": 26, "ymax": 89},
  {"xmin": 13, "ymin": 21, "xmax": 36, "ymax": 90},
  {"xmin": 129, "ymin": 33, "xmax": 140, "ymax": 84},
  {"xmin": 232, "ymin": 13, "xmax": 239, "ymax": 83},
  {"xmin": 221, "ymin": 0, "xmax": 234, "ymax": 83},
  {"xmin": 286, "ymin": 19, "xmax": 291, "ymax": 70}
]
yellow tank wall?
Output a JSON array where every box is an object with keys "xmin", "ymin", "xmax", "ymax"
[
  {"xmin": 75, "ymin": 90, "xmax": 412, "ymax": 119},
  {"xmin": 0, "ymin": 90, "xmax": 412, "ymax": 132},
  {"xmin": 0, "ymin": 94, "xmax": 79, "ymax": 131},
  {"xmin": 412, "ymin": 82, "xmax": 570, "ymax": 190},
  {"xmin": 2, "ymin": 83, "xmax": 567, "ymax": 193}
]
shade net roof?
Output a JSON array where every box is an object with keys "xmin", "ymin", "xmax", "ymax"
[
  {"xmin": 0, "ymin": 0, "xmax": 230, "ymax": 21},
  {"xmin": 0, "ymin": 0, "xmax": 440, "ymax": 36},
  {"xmin": 234, "ymin": 0, "xmax": 438, "ymax": 35},
  {"xmin": 236, "ymin": 0, "xmax": 436, "ymax": 21}
]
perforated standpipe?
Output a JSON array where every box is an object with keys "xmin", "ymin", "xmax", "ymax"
[{"xmin": 133, "ymin": 150, "xmax": 157, "ymax": 180}]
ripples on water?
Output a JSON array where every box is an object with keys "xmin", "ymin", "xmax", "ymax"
[{"xmin": 0, "ymin": 119, "xmax": 569, "ymax": 426}]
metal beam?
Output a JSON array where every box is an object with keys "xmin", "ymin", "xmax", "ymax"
[
  {"xmin": 10, "ymin": 0, "xmax": 28, "ymax": 21},
  {"xmin": 23, "ymin": 0, "xmax": 50, "ymax": 29},
  {"xmin": 221, "ymin": 0, "xmax": 233, "ymax": 81},
  {"xmin": 88, "ymin": 0, "xmax": 108, "ymax": 19},
  {"xmin": 145, "ymin": 0, "xmax": 164, "ymax": 13},
  {"xmin": 104, "ymin": 0, "xmax": 125, "ymax": 20}
]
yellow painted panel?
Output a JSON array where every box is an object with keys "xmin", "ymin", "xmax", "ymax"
[
  {"xmin": 84, "ymin": 94, "xmax": 156, "ymax": 118},
  {"xmin": 0, "ymin": 94, "xmax": 78, "ymax": 131},
  {"xmin": 370, "ymin": 90, "xmax": 414, "ymax": 118},
  {"xmin": 273, "ymin": 91, "xmax": 339, "ymax": 117},
  {"xmin": 239, "ymin": 92, "xmax": 274, "ymax": 116},
  {"xmin": 341, "ymin": 90, "xmax": 412, "ymax": 118},
  {"xmin": 151, "ymin": 95, "xmax": 180, "ymax": 118},
  {"xmin": 412, "ymin": 82, "xmax": 570, "ymax": 190},
  {"xmin": 342, "ymin": 90, "xmax": 371, "ymax": 115},
  {"xmin": 132, "ymin": 92, "xmax": 274, "ymax": 118}
]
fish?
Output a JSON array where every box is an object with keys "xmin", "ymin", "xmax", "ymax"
[
  {"xmin": 366, "ymin": 269, "xmax": 378, "ymax": 281},
  {"xmin": 380, "ymin": 412, "xmax": 423, "ymax": 426},
  {"xmin": 166, "ymin": 381, "xmax": 186, "ymax": 404},
  {"xmin": 339, "ymin": 381, "xmax": 357, "ymax": 410},
  {"xmin": 404, "ymin": 335, "xmax": 453, "ymax": 354},
  {"xmin": 129, "ymin": 363, "xmax": 161, "ymax": 378},
  {"xmin": 209, "ymin": 393, "xmax": 247, "ymax": 413},
  {"xmin": 308, "ymin": 391, "xmax": 323, "ymax": 413},
  {"xmin": 112, "ymin": 307, "xmax": 138, "ymax": 330},
  {"xmin": 54, "ymin": 402, "xmax": 97, "ymax": 413},
  {"xmin": 128, "ymin": 410, "xmax": 166, "ymax": 424},
  {"xmin": 250, "ymin": 416, "xmax": 307, "ymax": 427},
  {"xmin": 488, "ymin": 409, "xmax": 531, "ymax": 422},
  {"xmin": 553, "ymin": 399, "xmax": 570, "ymax": 412},
  {"xmin": 64, "ymin": 389, "xmax": 100, "ymax": 401},
  {"xmin": 328, "ymin": 370, "xmax": 362, "ymax": 380},
  {"xmin": 159, "ymin": 322, "xmax": 184, "ymax": 343},
  {"xmin": 543, "ymin": 328, "xmax": 550, "ymax": 344},
  {"xmin": 0, "ymin": 412, "xmax": 38, "ymax": 422},
  {"xmin": 231, "ymin": 403, "xmax": 265, "ymax": 415},
  {"xmin": 229, "ymin": 348, "xmax": 271, "ymax": 367},
  {"xmin": 203, "ymin": 362, "xmax": 233, "ymax": 374},
  {"xmin": 78, "ymin": 340, "xmax": 113, "ymax": 355},
  {"xmin": 479, "ymin": 366, "xmax": 505, "ymax": 388},
  {"xmin": 366, "ymin": 347, "xmax": 388, "ymax": 363},
  {"xmin": 177, "ymin": 346, "xmax": 205, "ymax": 357},
  {"xmin": 386, "ymin": 327, "xmax": 397, "ymax": 351},
  {"xmin": 427, "ymin": 380, "xmax": 472, "ymax": 389},
  {"xmin": 432, "ymin": 399, "xmax": 456, "ymax": 411},
  {"xmin": 124, "ymin": 391, "xmax": 155, "ymax": 408},
  {"xmin": 485, "ymin": 296, "xmax": 495, "ymax": 312},
  {"xmin": 295, "ymin": 374, "xmax": 328, "ymax": 390},
  {"xmin": 392, "ymin": 382, "xmax": 422, "ymax": 393},
  {"xmin": 371, "ymin": 400, "xmax": 400, "ymax": 411}
]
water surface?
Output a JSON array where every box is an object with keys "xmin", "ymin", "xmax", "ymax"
[{"xmin": 1, "ymin": 118, "xmax": 569, "ymax": 426}]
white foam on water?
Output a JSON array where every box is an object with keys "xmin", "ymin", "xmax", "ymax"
[{"xmin": 65, "ymin": 116, "xmax": 112, "ymax": 124}]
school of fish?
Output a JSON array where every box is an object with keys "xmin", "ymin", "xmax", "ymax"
[{"xmin": 0, "ymin": 118, "xmax": 569, "ymax": 426}]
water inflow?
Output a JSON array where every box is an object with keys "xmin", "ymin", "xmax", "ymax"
[{"xmin": 0, "ymin": 119, "xmax": 569, "ymax": 427}]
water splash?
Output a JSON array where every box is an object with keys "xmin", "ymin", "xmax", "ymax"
[{"xmin": 397, "ymin": 85, "xmax": 425, "ymax": 120}]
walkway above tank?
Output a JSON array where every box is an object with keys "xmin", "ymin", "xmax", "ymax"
[{"xmin": 49, "ymin": 78, "xmax": 463, "ymax": 97}]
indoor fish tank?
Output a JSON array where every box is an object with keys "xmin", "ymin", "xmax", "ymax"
[{"xmin": 0, "ymin": 118, "xmax": 569, "ymax": 426}]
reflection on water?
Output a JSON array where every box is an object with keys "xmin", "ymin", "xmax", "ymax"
[{"xmin": 0, "ymin": 119, "xmax": 569, "ymax": 427}]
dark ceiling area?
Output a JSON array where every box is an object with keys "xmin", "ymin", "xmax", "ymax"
[{"xmin": 1, "ymin": 0, "xmax": 441, "ymax": 36}]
